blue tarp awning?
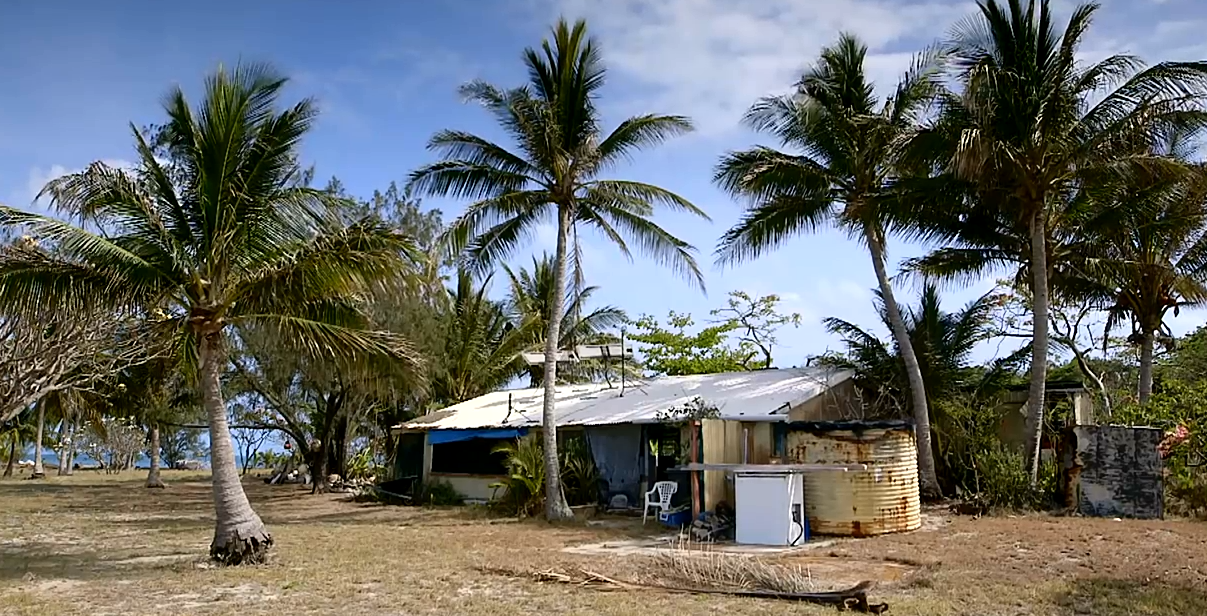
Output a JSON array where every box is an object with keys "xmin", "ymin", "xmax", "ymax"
[{"xmin": 427, "ymin": 428, "xmax": 528, "ymax": 445}]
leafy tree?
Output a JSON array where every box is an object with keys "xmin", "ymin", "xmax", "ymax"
[
  {"xmin": 504, "ymin": 253, "xmax": 626, "ymax": 386},
  {"xmin": 713, "ymin": 33, "xmax": 944, "ymax": 495},
  {"xmin": 408, "ymin": 19, "xmax": 708, "ymax": 519},
  {"xmin": 1162, "ymin": 325, "xmax": 1207, "ymax": 386},
  {"xmin": 160, "ymin": 426, "xmax": 207, "ymax": 470},
  {"xmin": 709, "ymin": 291, "xmax": 801, "ymax": 368},
  {"xmin": 629, "ymin": 312, "xmax": 751, "ymax": 376},
  {"xmin": 1, "ymin": 408, "xmax": 34, "ymax": 477},
  {"xmin": 229, "ymin": 404, "xmax": 275, "ymax": 476},
  {"xmin": 905, "ymin": 0, "xmax": 1207, "ymax": 482},
  {"xmin": 0, "ymin": 64, "xmax": 419, "ymax": 563}
]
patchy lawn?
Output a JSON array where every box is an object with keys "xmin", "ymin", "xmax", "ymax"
[{"xmin": 1, "ymin": 471, "xmax": 1205, "ymax": 615}]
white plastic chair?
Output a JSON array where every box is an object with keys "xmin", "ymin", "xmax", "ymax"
[{"xmin": 643, "ymin": 481, "xmax": 678, "ymax": 525}]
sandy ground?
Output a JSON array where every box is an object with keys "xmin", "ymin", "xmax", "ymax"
[{"xmin": 1, "ymin": 471, "xmax": 1205, "ymax": 615}]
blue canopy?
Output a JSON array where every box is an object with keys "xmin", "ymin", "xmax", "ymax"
[{"xmin": 427, "ymin": 428, "xmax": 528, "ymax": 445}]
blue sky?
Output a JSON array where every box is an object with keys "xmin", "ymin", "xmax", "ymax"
[{"xmin": 3, "ymin": 0, "xmax": 1206, "ymax": 368}]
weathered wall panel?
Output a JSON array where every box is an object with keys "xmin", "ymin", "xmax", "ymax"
[{"xmin": 1062, "ymin": 425, "xmax": 1163, "ymax": 519}]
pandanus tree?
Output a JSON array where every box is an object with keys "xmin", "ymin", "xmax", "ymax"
[
  {"xmin": 0, "ymin": 64, "xmax": 419, "ymax": 563},
  {"xmin": 713, "ymin": 33, "xmax": 945, "ymax": 497},
  {"xmin": 408, "ymin": 19, "xmax": 707, "ymax": 519},
  {"xmin": 906, "ymin": 0, "xmax": 1207, "ymax": 481},
  {"xmin": 504, "ymin": 253, "xmax": 626, "ymax": 387}
]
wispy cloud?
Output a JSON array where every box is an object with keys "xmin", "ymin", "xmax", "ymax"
[{"xmin": 540, "ymin": 0, "xmax": 971, "ymax": 134}]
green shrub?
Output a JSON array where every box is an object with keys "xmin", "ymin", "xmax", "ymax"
[
  {"xmin": 1114, "ymin": 381, "xmax": 1207, "ymax": 517},
  {"xmin": 971, "ymin": 445, "xmax": 1058, "ymax": 511},
  {"xmin": 345, "ymin": 446, "xmax": 384, "ymax": 481},
  {"xmin": 490, "ymin": 433, "xmax": 601, "ymax": 517},
  {"xmin": 417, "ymin": 479, "xmax": 465, "ymax": 506}
]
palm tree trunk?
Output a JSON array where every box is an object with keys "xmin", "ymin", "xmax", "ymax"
[
  {"xmin": 1022, "ymin": 213, "xmax": 1050, "ymax": 485},
  {"xmin": 145, "ymin": 424, "xmax": 165, "ymax": 488},
  {"xmin": 32, "ymin": 404, "xmax": 45, "ymax": 479},
  {"xmin": 1138, "ymin": 328, "xmax": 1156, "ymax": 405},
  {"xmin": 866, "ymin": 229, "xmax": 941, "ymax": 499},
  {"xmin": 540, "ymin": 205, "xmax": 575, "ymax": 521},
  {"xmin": 200, "ymin": 332, "xmax": 272, "ymax": 564},
  {"xmin": 3, "ymin": 434, "xmax": 15, "ymax": 477}
]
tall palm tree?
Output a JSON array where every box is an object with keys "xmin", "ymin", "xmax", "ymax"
[
  {"xmin": 408, "ymin": 19, "xmax": 707, "ymax": 519},
  {"xmin": 0, "ymin": 64, "xmax": 418, "ymax": 563},
  {"xmin": 503, "ymin": 253, "xmax": 626, "ymax": 387},
  {"xmin": 1074, "ymin": 161, "xmax": 1207, "ymax": 404},
  {"xmin": 433, "ymin": 270, "xmax": 537, "ymax": 405},
  {"xmin": 714, "ymin": 33, "xmax": 945, "ymax": 497},
  {"xmin": 906, "ymin": 0, "xmax": 1207, "ymax": 480}
]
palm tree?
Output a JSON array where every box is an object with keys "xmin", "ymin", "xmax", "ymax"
[
  {"xmin": 408, "ymin": 19, "xmax": 707, "ymax": 519},
  {"xmin": 906, "ymin": 0, "xmax": 1207, "ymax": 481},
  {"xmin": 503, "ymin": 253, "xmax": 626, "ymax": 387},
  {"xmin": 820, "ymin": 284, "xmax": 1023, "ymax": 494},
  {"xmin": 0, "ymin": 64, "xmax": 418, "ymax": 563},
  {"xmin": 820, "ymin": 283, "xmax": 1015, "ymax": 414},
  {"xmin": 714, "ymin": 33, "xmax": 945, "ymax": 497},
  {"xmin": 432, "ymin": 270, "xmax": 536, "ymax": 405},
  {"xmin": 1074, "ymin": 161, "xmax": 1207, "ymax": 404}
]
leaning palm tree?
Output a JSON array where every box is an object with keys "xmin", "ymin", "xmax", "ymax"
[
  {"xmin": 0, "ymin": 64, "xmax": 418, "ymax": 563},
  {"xmin": 906, "ymin": 0, "xmax": 1207, "ymax": 481},
  {"xmin": 408, "ymin": 19, "xmax": 708, "ymax": 519},
  {"xmin": 504, "ymin": 253, "xmax": 627, "ymax": 387},
  {"xmin": 714, "ymin": 33, "xmax": 945, "ymax": 497}
]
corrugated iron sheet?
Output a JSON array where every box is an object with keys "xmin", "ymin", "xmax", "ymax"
[
  {"xmin": 786, "ymin": 422, "xmax": 921, "ymax": 537},
  {"xmin": 395, "ymin": 368, "xmax": 853, "ymax": 431}
]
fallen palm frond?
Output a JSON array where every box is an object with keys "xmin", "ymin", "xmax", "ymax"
[{"xmin": 478, "ymin": 550, "xmax": 890, "ymax": 614}]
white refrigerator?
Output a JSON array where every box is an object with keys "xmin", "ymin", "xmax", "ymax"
[{"xmin": 734, "ymin": 470, "xmax": 807, "ymax": 546}]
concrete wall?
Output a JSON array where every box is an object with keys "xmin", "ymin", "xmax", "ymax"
[
  {"xmin": 428, "ymin": 473, "xmax": 505, "ymax": 503},
  {"xmin": 1062, "ymin": 425, "xmax": 1164, "ymax": 519}
]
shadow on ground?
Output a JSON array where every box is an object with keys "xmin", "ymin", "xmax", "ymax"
[{"xmin": 1053, "ymin": 578, "xmax": 1207, "ymax": 615}]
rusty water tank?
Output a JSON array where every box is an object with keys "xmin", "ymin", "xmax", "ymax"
[{"xmin": 785, "ymin": 420, "xmax": 921, "ymax": 536}]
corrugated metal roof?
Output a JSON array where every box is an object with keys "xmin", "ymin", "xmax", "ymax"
[{"xmin": 396, "ymin": 367, "xmax": 852, "ymax": 431}]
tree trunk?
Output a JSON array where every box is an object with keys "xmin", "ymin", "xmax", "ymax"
[
  {"xmin": 1022, "ymin": 213, "xmax": 1050, "ymax": 485},
  {"xmin": 145, "ymin": 424, "xmax": 165, "ymax": 488},
  {"xmin": 3, "ymin": 434, "xmax": 15, "ymax": 477},
  {"xmin": 58, "ymin": 418, "xmax": 74, "ymax": 476},
  {"xmin": 310, "ymin": 444, "xmax": 330, "ymax": 494},
  {"xmin": 199, "ymin": 332, "xmax": 272, "ymax": 564},
  {"xmin": 866, "ymin": 229, "xmax": 941, "ymax": 499},
  {"xmin": 32, "ymin": 404, "xmax": 45, "ymax": 479},
  {"xmin": 540, "ymin": 205, "xmax": 575, "ymax": 521},
  {"xmin": 1138, "ymin": 328, "xmax": 1156, "ymax": 406},
  {"xmin": 1072, "ymin": 350, "xmax": 1111, "ymax": 418}
]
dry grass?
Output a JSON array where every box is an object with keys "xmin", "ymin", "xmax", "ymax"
[
  {"xmin": 1, "ymin": 472, "xmax": 1205, "ymax": 615},
  {"xmin": 645, "ymin": 541, "xmax": 826, "ymax": 593}
]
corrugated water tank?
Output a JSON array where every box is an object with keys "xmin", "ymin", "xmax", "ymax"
[{"xmin": 785, "ymin": 420, "xmax": 921, "ymax": 537}]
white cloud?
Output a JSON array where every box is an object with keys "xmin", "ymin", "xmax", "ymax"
[
  {"xmin": 20, "ymin": 159, "xmax": 135, "ymax": 213},
  {"xmin": 544, "ymin": 0, "xmax": 971, "ymax": 134}
]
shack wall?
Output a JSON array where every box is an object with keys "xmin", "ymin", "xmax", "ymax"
[{"xmin": 1062, "ymin": 425, "xmax": 1163, "ymax": 519}]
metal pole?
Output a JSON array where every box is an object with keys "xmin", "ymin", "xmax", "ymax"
[{"xmin": 620, "ymin": 328, "xmax": 626, "ymax": 397}]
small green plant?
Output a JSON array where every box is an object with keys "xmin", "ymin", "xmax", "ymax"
[
  {"xmin": 560, "ymin": 436, "xmax": 600, "ymax": 507},
  {"xmin": 345, "ymin": 446, "xmax": 383, "ymax": 481},
  {"xmin": 417, "ymin": 479, "xmax": 465, "ymax": 506},
  {"xmin": 490, "ymin": 433, "xmax": 602, "ymax": 516},
  {"xmin": 971, "ymin": 445, "xmax": 1058, "ymax": 511},
  {"xmin": 491, "ymin": 435, "xmax": 547, "ymax": 516}
]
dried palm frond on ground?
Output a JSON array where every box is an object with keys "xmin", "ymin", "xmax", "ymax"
[{"xmin": 644, "ymin": 541, "xmax": 824, "ymax": 593}]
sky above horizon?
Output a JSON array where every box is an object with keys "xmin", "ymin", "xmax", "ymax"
[{"xmin": 3, "ymin": 0, "xmax": 1207, "ymax": 369}]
